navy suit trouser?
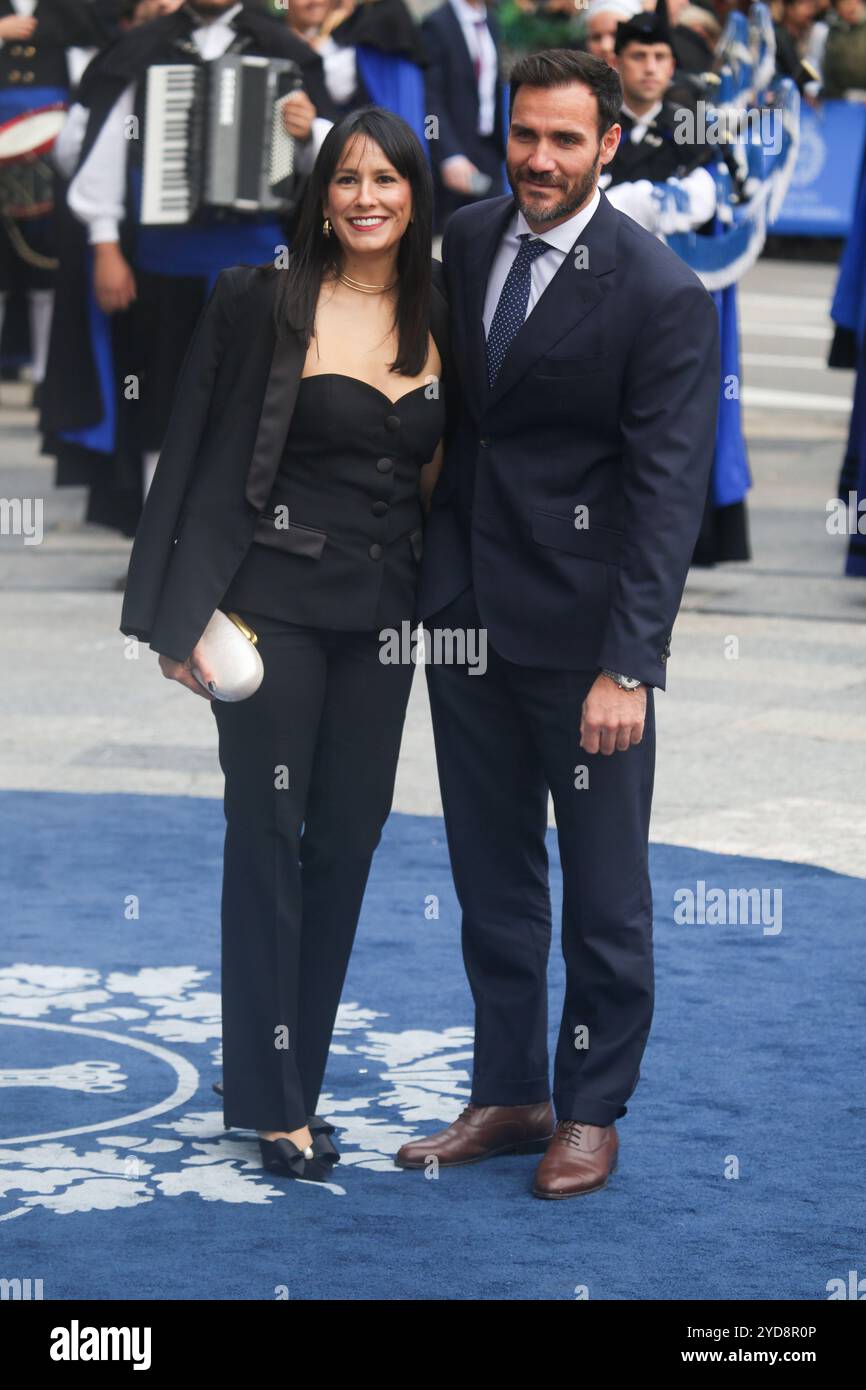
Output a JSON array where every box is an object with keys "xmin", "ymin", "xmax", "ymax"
[{"xmin": 425, "ymin": 585, "xmax": 656, "ymax": 1127}]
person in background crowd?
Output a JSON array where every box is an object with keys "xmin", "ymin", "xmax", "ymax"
[
  {"xmin": 821, "ymin": 0, "xmax": 866, "ymax": 97},
  {"xmin": 603, "ymin": 4, "xmax": 715, "ymax": 219},
  {"xmin": 583, "ymin": 0, "xmax": 642, "ymax": 65},
  {"xmin": 604, "ymin": 5, "xmax": 751, "ymax": 565},
  {"xmin": 422, "ymin": 0, "xmax": 506, "ymax": 231},
  {"xmin": 0, "ymin": 0, "xmax": 108, "ymax": 395},
  {"xmin": 284, "ymin": 0, "xmax": 427, "ymax": 142},
  {"xmin": 496, "ymin": 0, "xmax": 586, "ymax": 69},
  {"xmin": 774, "ymin": 0, "xmax": 817, "ymax": 82},
  {"xmin": 671, "ymin": 2, "xmax": 720, "ymax": 70},
  {"xmin": 41, "ymin": 0, "xmax": 335, "ymax": 539}
]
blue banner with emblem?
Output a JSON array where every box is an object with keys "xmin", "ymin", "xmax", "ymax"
[{"xmin": 771, "ymin": 100, "xmax": 866, "ymax": 238}]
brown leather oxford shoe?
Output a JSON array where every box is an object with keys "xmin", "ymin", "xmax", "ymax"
[
  {"xmin": 532, "ymin": 1120, "xmax": 618, "ymax": 1198},
  {"xmin": 394, "ymin": 1101, "xmax": 555, "ymax": 1169}
]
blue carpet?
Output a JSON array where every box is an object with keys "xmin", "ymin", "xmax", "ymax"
[{"xmin": 0, "ymin": 789, "xmax": 863, "ymax": 1300}]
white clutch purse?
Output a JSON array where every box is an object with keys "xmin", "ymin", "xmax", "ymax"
[{"xmin": 191, "ymin": 610, "xmax": 264, "ymax": 702}]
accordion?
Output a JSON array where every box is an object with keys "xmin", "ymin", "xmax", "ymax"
[{"xmin": 140, "ymin": 54, "xmax": 303, "ymax": 226}]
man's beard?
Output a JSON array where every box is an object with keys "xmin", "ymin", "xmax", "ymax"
[{"xmin": 508, "ymin": 154, "xmax": 601, "ymax": 225}]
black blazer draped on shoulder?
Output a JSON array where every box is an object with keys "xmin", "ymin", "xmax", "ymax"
[{"xmin": 119, "ymin": 259, "xmax": 450, "ymax": 663}]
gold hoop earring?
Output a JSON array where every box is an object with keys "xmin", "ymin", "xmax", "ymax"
[{"xmin": 322, "ymin": 217, "xmax": 331, "ymax": 238}]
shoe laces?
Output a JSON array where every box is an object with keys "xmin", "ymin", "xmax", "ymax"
[
  {"xmin": 456, "ymin": 1103, "xmax": 482, "ymax": 1125},
  {"xmin": 558, "ymin": 1120, "xmax": 585, "ymax": 1149}
]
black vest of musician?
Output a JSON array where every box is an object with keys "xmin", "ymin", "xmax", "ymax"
[
  {"xmin": 607, "ymin": 100, "xmax": 713, "ymax": 187},
  {"xmin": 0, "ymin": 0, "xmax": 104, "ymax": 91}
]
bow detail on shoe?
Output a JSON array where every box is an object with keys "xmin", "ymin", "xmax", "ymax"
[
  {"xmin": 307, "ymin": 1113, "xmax": 336, "ymax": 1136},
  {"xmin": 310, "ymin": 1131, "xmax": 340, "ymax": 1163},
  {"xmin": 261, "ymin": 1136, "xmax": 314, "ymax": 1177}
]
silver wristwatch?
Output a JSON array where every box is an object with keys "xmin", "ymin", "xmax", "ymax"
[{"xmin": 601, "ymin": 668, "xmax": 643, "ymax": 691}]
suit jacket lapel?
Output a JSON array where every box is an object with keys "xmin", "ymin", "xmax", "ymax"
[
  {"xmin": 486, "ymin": 192, "xmax": 619, "ymax": 409},
  {"xmin": 245, "ymin": 315, "xmax": 306, "ymax": 511}
]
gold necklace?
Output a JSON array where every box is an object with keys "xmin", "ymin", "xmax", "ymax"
[{"xmin": 338, "ymin": 271, "xmax": 398, "ymax": 295}]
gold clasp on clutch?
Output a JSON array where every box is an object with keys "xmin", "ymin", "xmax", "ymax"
[{"xmin": 226, "ymin": 612, "xmax": 259, "ymax": 646}]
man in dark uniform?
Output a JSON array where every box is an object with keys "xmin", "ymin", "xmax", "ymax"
[
  {"xmin": 603, "ymin": 5, "xmax": 714, "ymax": 208},
  {"xmin": 0, "ymin": 0, "xmax": 107, "ymax": 389},
  {"xmin": 42, "ymin": 0, "xmax": 336, "ymax": 533},
  {"xmin": 603, "ymin": 6, "xmax": 751, "ymax": 568}
]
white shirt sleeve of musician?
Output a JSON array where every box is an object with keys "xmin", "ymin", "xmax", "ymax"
[
  {"xmin": 52, "ymin": 102, "xmax": 90, "ymax": 179},
  {"xmin": 66, "ymin": 83, "xmax": 136, "ymax": 245},
  {"xmin": 603, "ymin": 166, "xmax": 717, "ymax": 236}
]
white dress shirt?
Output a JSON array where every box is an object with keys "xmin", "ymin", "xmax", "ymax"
[
  {"xmin": 448, "ymin": 0, "xmax": 497, "ymax": 139},
  {"xmin": 482, "ymin": 187, "xmax": 601, "ymax": 338},
  {"xmin": 65, "ymin": 2, "xmax": 330, "ymax": 244},
  {"xmin": 620, "ymin": 99, "xmax": 663, "ymax": 143}
]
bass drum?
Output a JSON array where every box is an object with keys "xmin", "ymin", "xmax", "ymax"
[{"xmin": 0, "ymin": 103, "xmax": 67, "ymax": 218}]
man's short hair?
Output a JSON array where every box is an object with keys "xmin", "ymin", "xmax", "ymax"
[{"xmin": 508, "ymin": 49, "xmax": 624, "ymax": 138}]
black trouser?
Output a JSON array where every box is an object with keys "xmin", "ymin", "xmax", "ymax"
[
  {"xmin": 425, "ymin": 586, "xmax": 656, "ymax": 1128},
  {"xmin": 211, "ymin": 611, "xmax": 414, "ymax": 1132}
]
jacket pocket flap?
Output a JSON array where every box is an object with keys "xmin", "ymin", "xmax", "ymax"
[
  {"xmin": 254, "ymin": 514, "xmax": 327, "ymax": 559},
  {"xmin": 531, "ymin": 509, "xmax": 623, "ymax": 563},
  {"xmin": 535, "ymin": 355, "xmax": 609, "ymax": 378}
]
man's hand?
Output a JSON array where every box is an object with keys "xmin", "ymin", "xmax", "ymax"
[
  {"xmin": 281, "ymin": 90, "xmax": 316, "ymax": 142},
  {"xmin": 580, "ymin": 673, "xmax": 647, "ymax": 755},
  {"xmin": 93, "ymin": 243, "xmax": 137, "ymax": 314},
  {"xmin": 134, "ymin": 0, "xmax": 184, "ymax": 20},
  {"xmin": 440, "ymin": 155, "xmax": 480, "ymax": 196}
]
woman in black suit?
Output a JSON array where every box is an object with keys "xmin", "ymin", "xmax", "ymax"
[{"xmin": 119, "ymin": 107, "xmax": 446, "ymax": 1181}]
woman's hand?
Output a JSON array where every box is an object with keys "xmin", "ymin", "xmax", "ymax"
[{"xmin": 158, "ymin": 640, "xmax": 216, "ymax": 700}]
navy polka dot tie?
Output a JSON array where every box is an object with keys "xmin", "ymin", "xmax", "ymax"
[{"xmin": 486, "ymin": 233, "xmax": 552, "ymax": 387}]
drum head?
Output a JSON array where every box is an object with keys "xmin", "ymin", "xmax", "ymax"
[{"xmin": 0, "ymin": 105, "xmax": 67, "ymax": 165}]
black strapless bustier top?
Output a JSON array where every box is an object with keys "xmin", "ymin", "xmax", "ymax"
[{"xmin": 221, "ymin": 371, "xmax": 445, "ymax": 632}]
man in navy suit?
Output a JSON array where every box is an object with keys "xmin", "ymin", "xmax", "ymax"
[
  {"xmin": 396, "ymin": 49, "xmax": 720, "ymax": 1198},
  {"xmin": 422, "ymin": 0, "xmax": 506, "ymax": 229}
]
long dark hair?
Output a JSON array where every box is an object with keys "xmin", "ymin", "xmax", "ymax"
[{"xmin": 272, "ymin": 106, "xmax": 433, "ymax": 378}]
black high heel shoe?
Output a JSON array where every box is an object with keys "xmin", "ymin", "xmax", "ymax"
[
  {"xmin": 258, "ymin": 1134, "xmax": 336, "ymax": 1183},
  {"xmin": 307, "ymin": 1114, "xmax": 340, "ymax": 1164}
]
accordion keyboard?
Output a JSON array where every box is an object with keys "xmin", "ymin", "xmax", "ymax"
[{"xmin": 141, "ymin": 64, "xmax": 201, "ymax": 226}]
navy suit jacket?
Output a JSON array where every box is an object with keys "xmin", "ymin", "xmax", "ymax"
[{"xmin": 416, "ymin": 190, "xmax": 721, "ymax": 691}]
